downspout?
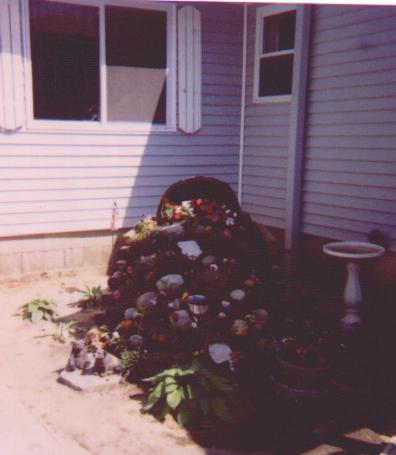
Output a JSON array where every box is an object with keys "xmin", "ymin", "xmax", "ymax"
[
  {"xmin": 237, "ymin": 3, "xmax": 247, "ymax": 204},
  {"xmin": 284, "ymin": 5, "xmax": 312, "ymax": 271}
]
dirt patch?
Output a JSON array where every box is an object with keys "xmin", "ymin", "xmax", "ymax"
[{"xmin": 0, "ymin": 272, "xmax": 252, "ymax": 455}]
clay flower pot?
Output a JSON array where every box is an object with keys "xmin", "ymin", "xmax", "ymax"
[{"xmin": 274, "ymin": 354, "xmax": 330, "ymax": 389}]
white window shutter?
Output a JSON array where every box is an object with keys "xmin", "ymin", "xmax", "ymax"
[
  {"xmin": 0, "ymin": 0, "xmax": 24, "ymax": 132},
  {"xmin": 177, "ymin": 6, "xmax": 201, "ymax": 134}
]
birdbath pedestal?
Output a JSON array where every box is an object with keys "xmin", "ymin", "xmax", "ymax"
[{"xmin": 323, "ymin": 241, "xmax": 385, "ymax": 331}]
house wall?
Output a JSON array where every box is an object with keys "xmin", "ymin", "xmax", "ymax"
[
  {"xmin": 241, "ymin": 4, "xmax": 396, "ymax": 252},
  {"xmin": 240, "ymin": 5, "xmax": 290, "ymax": 230},
  {"xmin": 0, "ymin": 3, "xmax": 243, "ymax": 276},
  {"xmin": 302, "ymin": 4, "xmax": 396, "ymax": 251}
]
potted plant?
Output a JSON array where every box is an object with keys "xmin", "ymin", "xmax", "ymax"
[{"xmin": 272, "ymin": 317, "xmax": 334, "ymax": 389}]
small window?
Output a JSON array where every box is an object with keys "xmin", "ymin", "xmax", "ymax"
[
  {"xmin": 254, "ymin": 6, "xmax": 296, "ymax": 101},
  {"xmin": 26, "ymin": 0, "xmax": 175, "ymax": 130}
]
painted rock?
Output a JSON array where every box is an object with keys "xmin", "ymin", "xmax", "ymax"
[
  {"xmin": 136, "ymin": 292, "xmax": 157, "ymax": 311},
  {"xmin": 156, "ymin": 274, "xmax": 184, "ymax": 294},
  {"xmin": 230, "ymin": 289, "xmax": 246, "ymax": 302},
  {"xmin": 177, "ymin": 240, "xmax": 202, "ymax": 260}
]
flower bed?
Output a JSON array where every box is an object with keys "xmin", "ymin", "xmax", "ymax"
[{"xmin": 71, "ymin": 177, "xmax": 337, "ymax": 428}]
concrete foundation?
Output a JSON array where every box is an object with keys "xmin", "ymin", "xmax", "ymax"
[{"xmin": 0, "ymin": 230, "xmax": 119, "ymax": 279}]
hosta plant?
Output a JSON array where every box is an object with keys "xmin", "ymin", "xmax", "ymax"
[
  {"xmin": 20, "ymin": 298, "xmax": 57, "ymax": 323},
  {"xmin": 142, "ymin": 360, "xmax": 239, "ymax": 428}
]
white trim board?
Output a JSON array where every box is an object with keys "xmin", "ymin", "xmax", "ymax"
[{"xmin": 285, "ymin": 4, "xmax": 312, "ymax": 252}]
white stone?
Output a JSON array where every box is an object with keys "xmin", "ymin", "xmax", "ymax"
[
  {"xmin": 58, "ymin": 369, "xmax": 121, "ymax": 391},
  {"xmin": 230, "ymin": 289, "xmax": 246, "ymax": 302},
  {"xmin": 156, "ymin": 274, "xmax": 184, "ymax": 293},
  {"xmin": 209, "ymin": 343, "xmax": 232, "ymax": 364},
  {"xmin": 177, "ymin": 240, "xmax": 202, "ymax": 260}
]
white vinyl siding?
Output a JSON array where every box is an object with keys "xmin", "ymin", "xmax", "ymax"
[
  {"xmin": 0, "ymin": 3, "xmax": 242, "ymax": 237},
  {"xmin": 302, "ymin": 4, "xmax": 396, "ymax": 250}
]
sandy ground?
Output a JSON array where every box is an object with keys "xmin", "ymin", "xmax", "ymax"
[{"xmin": 0, "ymin": 270, "xmax": 254, "ymax": 455}]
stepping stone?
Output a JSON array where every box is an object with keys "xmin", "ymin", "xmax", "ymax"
[{"xmin": 58, "ymin": 369, "xmax": 121, "ymax": 392}]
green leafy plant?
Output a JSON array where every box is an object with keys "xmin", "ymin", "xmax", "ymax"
[
  {"xmin": 142, "ymin": 360, "xmax": 238, "ymax": 428},
  {"xmin": 77, "ymin": 285, "xmax": 102, "ymax": 308},
  {"xmin": 20, "ymin": 298, "xmax": 57, "ymax": 323},
  {"xmin": 121, "ymin": 349, "xmax": 141, "ymax": 378}
]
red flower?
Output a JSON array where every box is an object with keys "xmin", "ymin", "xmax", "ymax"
[{"xmin": 223, "ymin": 229, "xmax": 232, "ymax": 239}]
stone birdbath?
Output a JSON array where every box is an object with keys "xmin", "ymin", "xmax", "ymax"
[{"xmin": 323, "ymin": 241, "xmax": 385, "ymax": 331}]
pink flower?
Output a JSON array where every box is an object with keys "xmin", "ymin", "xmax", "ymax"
[
  {"xmin": 112, "ymin": 290, "xmax": 121, "ymax": 300},
  {"xmin": 223, "ymin": 229, "xmax": 232, "ymax": 239},
  {"xmin": 127, "ymin": 265, "xmax": 134, "ymax": 274}
]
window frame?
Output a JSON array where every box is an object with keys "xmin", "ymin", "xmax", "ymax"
[
  {"xmin": 253, "ymin": 3, "xmax": 296, "ymax": 104},
  {"xmin": 21, "ymin": 0, "xmax": 177, "ymax": 133}
]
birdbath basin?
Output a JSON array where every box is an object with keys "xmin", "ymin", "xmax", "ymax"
[{"xmin": 323, "ymin": 241, "xmax": 385, "ymax": 330}]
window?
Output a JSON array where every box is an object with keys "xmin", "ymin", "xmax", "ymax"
[
  {"xmin": 254, "ymin": 5, "xmax": 296, "ymax": 102},
  {"xmin": 24, "ymin": 0, "xmax": 176, "ymax": 131}
]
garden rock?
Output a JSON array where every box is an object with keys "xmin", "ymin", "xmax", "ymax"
[
  {"xmin": 168, "ymin": 298, "xmax": 182, "ymax": 310},
  {"xmin": 209, "ymin": 343, "xmax": 232, "ymax": 364},
  {"xmin": 177, "ymin": 240, "xmax": 202, "ymax": 260},
  {"xmin": 159, "ymin": 224, "xmax": 185, "ymax": 240},
  {"xmin": 170, "ymin": 310, "xmax": 193, "ymax": 330},
  {"xmin": 230, "ymin": 289, "xmax": 246, "ymax": 302},
  {"xmin": 201, "ymin": 255, "xmax": 217, "ymax": 267},
  {"xmin": 156, "ymin": 274, "xmax": 184, "ymax": 294},
  {"xmin": 136, "ymin": 292, "xmax": 157, "ymax": 311},
  {"xmin": 124, "ymin": 307, "xmax": 139, "ymax": 320},
  {"xmin": 129, "ymin": 335, "xmax": 144, "ymax": 348},
  {"xmin": 253, "ymin": 308, "xmax": 269, "ymax": 324}
]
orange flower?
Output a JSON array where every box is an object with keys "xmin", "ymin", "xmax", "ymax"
[
  {"xmin": 119, "ymin": 319, "xmax": 132, "ymax": 330},
  {"xmin": 244, "ymin": 278, "xmax": 255, "ymax": 288}
]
